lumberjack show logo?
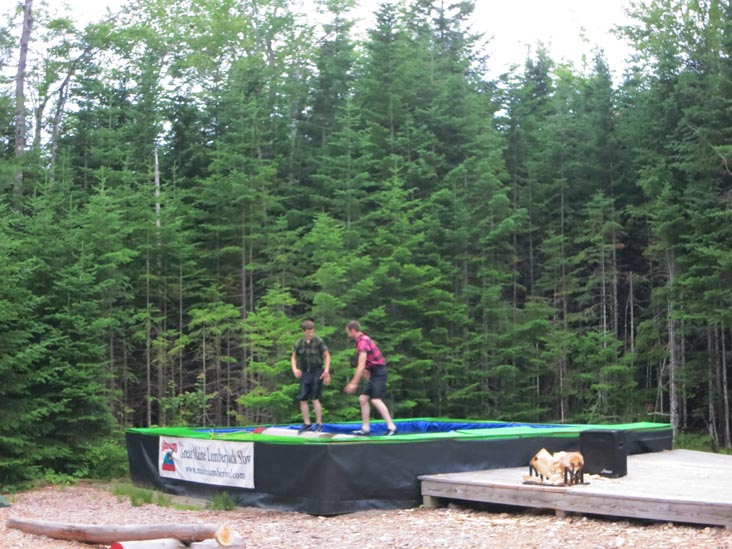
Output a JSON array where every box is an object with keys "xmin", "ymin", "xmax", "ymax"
[{"xmin": 161, "ymin": 440, "xmax": 178, "ymax": 472}]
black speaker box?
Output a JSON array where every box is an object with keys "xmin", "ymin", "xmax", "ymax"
[{"xmin": 580, "ymin": 429, "xmax": 627, "ymax": 478}]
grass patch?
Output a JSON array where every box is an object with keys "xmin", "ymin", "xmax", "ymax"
[
  {"xmin": 210, "ymin": 491, "xmax": 236, "ymax": 511},
  {"xmin": 111, "ymin": 483, "xmax": 155, "ymax": 506},
  {"xmin": 109, "ymin": 482, "xmax": 199, "ymax": 508},
  {"xmin": 171, "ymin": 501, "xmax": 203, "ymax": 511}
]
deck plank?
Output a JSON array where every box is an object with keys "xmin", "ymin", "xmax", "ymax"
[{"xmin": 419, "ymin": 449, "xmax": 732, "ymax": 528}]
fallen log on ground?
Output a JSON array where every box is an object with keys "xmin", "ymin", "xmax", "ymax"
[
  {"xmin": 110, "ymin": 533, "xmax": 246, "ymax": 548},
  {"xmin": 190, "ymin": 532, "xmax": 245, "ymax": 548},
  {"xmin": 6, "ymin": 518, "xmax": 238, "ymax": 545},
  {"xmin": 110, "ymin": 540, "xmax": 186, "ymax": 549}
]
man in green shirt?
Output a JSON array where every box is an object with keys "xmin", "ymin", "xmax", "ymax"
[{"xmin": 291, "ymin": 319, "xmax": 331, "ymax": 433}]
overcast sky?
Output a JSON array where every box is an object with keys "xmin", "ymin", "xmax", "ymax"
[
  {"xmin": 473, "ymin": 1, "xmax": 632, "ymax": 76},
  {"xmin": 57, "ymin": 0, "xmax": 633, "ymax": 79}
]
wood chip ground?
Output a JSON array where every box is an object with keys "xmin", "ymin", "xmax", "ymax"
[{"xmin": 1, "ymin": 484, "xmax": 731, "ymax": 548}]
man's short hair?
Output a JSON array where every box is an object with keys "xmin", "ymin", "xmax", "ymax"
[
  {"xmin": 301, "ymin": 319, "xmax": 315, "ymax": 330},
  {"xmin": 346, "ymin": 320, "xmax": 361, "ymax": 332}
]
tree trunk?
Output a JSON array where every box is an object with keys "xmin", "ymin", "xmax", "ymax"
[
  {"xmin": 50, "ymin": 71, "xmax": 72, "ymax": 179},
  {"xmin": 226, "ymin": 333, "xmax": 233, "ymax": 426},
  {"xmin": 154, "ymin": 146, "xmax": 166, "ymax": 426},
  {"xmin": 628, "ymin": 272, "xmax": 635, "ymax": 358},
  {"xmin": 202, "ymin": 325, "xmax": 208, "ymax": 426},
  {"xmin": 154, "ymin": 146, "xmax": 162, "ymax": 228},
  {"xmin": 241, "ymin": 241, "xmax": 252, "ymax": 424},
  {"xmin": 179, "ymin": 260, "xmax": 184, "ymax": 397},
  {"xmin": 32, "ymin": 94, "xmax": 49, "ymax": 151},
  {"xmin": 6, "ymin": 518, "xmax": 234, "ymax": 545},
  {"xmin": 611, "ymin": 225, "xmax": 619, "ymax": 339},
  {"xmin": 214, "ymin": 334, "xmax": 223, "ymax": 425},
  {"xmin": 14, "ymin": 0, "xmax": 34, "ymax": 200},
  {"xmin": 707, "ymin": 326, "xmax": 718, "ymax": 447},
  {"xmin": 146, "ymin": 238, "xmax": 153, "ymax": 427},
  {"xmin": 723, "ymin": 325, "xmax": 731, "ymax": 447},
  {"xmin": 680, "ymin": 320, "xmax": 687, "ymax": 429},
  {"xmin": 14, "ymin": 0, "xmax": 33, "ymax": 157},
  {"xmin": 123, "ymin": 333, "xmax": 130, "ymax": 427},
  {"xmin": 666, "ymin": 250, "xmax": 678, "ymax": 439}
]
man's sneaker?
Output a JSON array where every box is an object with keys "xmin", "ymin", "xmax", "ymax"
[
  {"xmin": 298, "ymin": 424, "xmax": 313, "ymax": 434},
  {"xmin": 386, "ymin": 427, "xmax": 398, "ymax": 436},
  {"xmin": 313, "ymin": 424, "xmax": 323, "ymax": 432},
  {"xmin": 352, "ymin": 428, "xmax": 371, "ymax": 436}
]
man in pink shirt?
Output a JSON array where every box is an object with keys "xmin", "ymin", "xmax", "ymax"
[{"xmin": 344, "ymin": 320, "xmax": 397, "ymax": 436}]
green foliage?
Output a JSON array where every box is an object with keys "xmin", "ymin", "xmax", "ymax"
[
  {"xmin": 4, "ymin": 0, "xmax": 732, "ymax": 484},
  {"xmin": 237, "ymin": 287, "xmax": 299, "ymax": 423},
  {"xmin": 41, "ymin": 470, "xmax": 80, "ymax": 486},
  {"xmin": 674, "ymin": 432, "xmax": 732, "ymax": 455},
  {"xmin": 158, "ymin": 375, "xmax": 215, "ymax": 427},
  {"xmin": 34, "ymin": 433, "xmax": 129, "ymax": 485},
  {"xmin": 210, "ymin": 490, "xmax": 237, "ymax": 510},
  {"xmin": 77, "ymin": 434, "xmax": 130, "ymax": 480}
]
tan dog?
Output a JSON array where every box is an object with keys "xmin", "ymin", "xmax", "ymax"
[
  {"xmin": 559, "ymin": 451, "xmax": 584, "ymax": 484},
  {"xmin": 526, "ymin": 448, "xmax": 585, "ymax": 485},
  {"xmin": 529, "ymin": 448, "xmax": 556, "ymax": 479}
]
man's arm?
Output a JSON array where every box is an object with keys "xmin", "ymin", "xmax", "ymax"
[
  {"xmin": 291, "ymin": 352, "xmax": 301, "ymax": 378},
  {"xmin": 321, "ymin": 349, "xmax": 332, "ymax": 384},
  {"xmin": 345, "ymin": 351, "xmax": 366, "ymax": 393}
]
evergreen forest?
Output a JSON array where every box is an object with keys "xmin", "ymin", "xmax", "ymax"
[{"xmin": 2, "ymin": 0, "xmax": 732, "ymax": 485}]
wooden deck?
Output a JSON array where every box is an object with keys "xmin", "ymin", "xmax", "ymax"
[{"xmin": 419, "ymin": 449, "xmax": 732, "ymax": 529}]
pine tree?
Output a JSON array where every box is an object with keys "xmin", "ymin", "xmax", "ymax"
[
  {"xmin": 238, "ymin": 286, "xmax": 298, "ymax": 424},
  {"xmin": 0, "ymin": 207, "xmax": 50, "ymax": 484}
]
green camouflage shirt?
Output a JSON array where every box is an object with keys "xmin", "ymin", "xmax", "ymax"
[{"xmin": 293, "ymin": 336, "xmax": 328, "ymax": 372}]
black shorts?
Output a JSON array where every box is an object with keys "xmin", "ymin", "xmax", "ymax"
[
  {"xmin": 297, "ymin": 370, "xmax": 323, "ymax": 401},
  {"xmin": 360, "ymin": 367, "xmax": 387, "ymax": 399}
]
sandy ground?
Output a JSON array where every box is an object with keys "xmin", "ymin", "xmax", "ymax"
[{"xmin": 1, "ymin": 483, "xmax": 732, "ymax": 548}]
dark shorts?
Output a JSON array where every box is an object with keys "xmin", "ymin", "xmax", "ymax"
[
  {"xmin": 360, "ymin": 366, "xmax": 387, "ymax": 399},
  {"xmin": 297, "ymin": 370, "xmax": 323, "ymax": 401}
]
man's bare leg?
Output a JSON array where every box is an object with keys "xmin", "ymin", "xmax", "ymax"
[
  {"xmin": 359, "ymin": 394, "xmax": 371, "ymax": 431},
  {"xmin": 371, "ymin": 398, "xmax": 396, "ymax": 431},
  {"xmin": 300, "ymin": 400, "xmax": 311, "ymax": 425},
  {"xmin": 313, "ymin": 399, "xmax": 323, "ymax": 425}
]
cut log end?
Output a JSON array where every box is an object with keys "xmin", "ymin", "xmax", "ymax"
[{"xmin": 215, "ymin": 524, "xmax": 234, "ymax": 546}]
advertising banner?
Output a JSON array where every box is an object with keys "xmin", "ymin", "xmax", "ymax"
[{"xmin": 159, "ymin": 437, "xmax": 254, "ymax": 489}]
